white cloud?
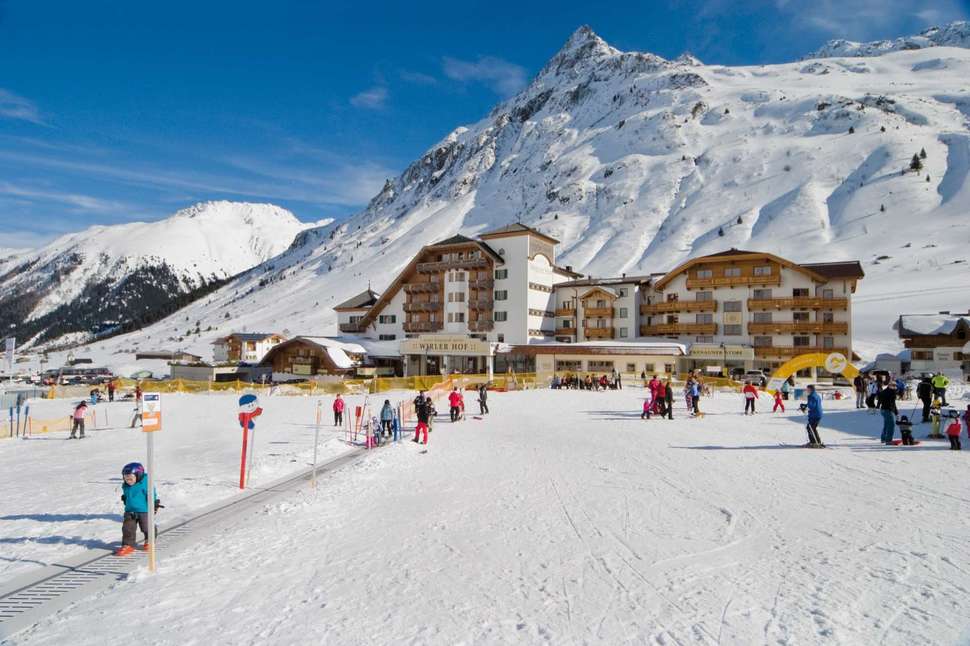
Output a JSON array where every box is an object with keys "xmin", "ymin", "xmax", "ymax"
[
  {"xmin": 0, "ymin": 88, "xmax": 43, "ymax": 124},
  {"xmin": 350, "ymin": 86, "xmax": 388, "ymax": 109},
  {"xmin": 442, "ymin": 56, "xmax": 528, "ymax": 97},
  {"xmin": 776, "ymin": 0, "xmax": 967, "ymax": 39},
  {"xmin": 0, "ymin": 181, "xmax": 128, "ymax": 212},
  {"xmin": 400, "ymin": 70, "xmax": 438, "ymax": 85}
]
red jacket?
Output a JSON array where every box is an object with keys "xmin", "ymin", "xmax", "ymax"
[
  {"xmin": 448, "ymin": 391, "xmax": 462, "ymax": 407},
  {"xmin": 333, "ymin": 398, "xmax": 345, "ymax": 413},
  {"xmin": 742, "ymin": 385, "xmax": 759, "ymax": 399},
  {"xmin": 946, "ymin": 420, "xmax": 962, "ymax": 437}
]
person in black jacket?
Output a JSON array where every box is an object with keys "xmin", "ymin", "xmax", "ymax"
[
  {"xmin": 853, "ymin": 374, "xmax": 866, "ymax": 409},
  {"xmin": 412, "ymin": 392, "xmax": 430, "ymax": 445},
  {"xmin": 477, "ymin": 383, "xmax": 489, "ymax": 415},
  {"xmin": 916, "ymin": 377, "xmax": 933, "ymax": 423},
  {"xmin": 877, "ymin": 383, "xmax": 898, "ymax": 444}
]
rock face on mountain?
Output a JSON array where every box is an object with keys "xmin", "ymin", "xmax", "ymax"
[
  {"xmin": 26, "ymin": 22, "xmax": 970, "ymax": 361},
  {"xmin": 1, "ymin": 201, "xmax": 317, "ymax": 348},
  {"xmin": 809, "ymin": 21, "xmax": 970, "ymax": 58}
]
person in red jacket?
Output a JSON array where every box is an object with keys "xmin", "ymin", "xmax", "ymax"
[
  {"xmin": 772, "ymin": 389, "xmax": 785, "ymax": 413},
  {"xmin": 448, "ymin": 387, "xmax": 462, "ymax": 422},
  {"xmin": 742, "ymin": 381, "xmax": 760, "ymax": 415},
  {"xmin": 333, "ymin": 394, "xmax": 345, "ymax": 426},
  {"xmin": 946, "ymin": 417, "xmax": 962, "ymax": 450}
]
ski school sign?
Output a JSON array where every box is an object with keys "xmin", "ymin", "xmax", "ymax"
[{"xmin": 766, "ymin": 352, "xmax": 859, "ymax": 393}]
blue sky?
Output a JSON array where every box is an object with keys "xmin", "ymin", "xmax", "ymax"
[{"xmin": 1, "ymin": 0, "xmax": 967, "ymax": 248}]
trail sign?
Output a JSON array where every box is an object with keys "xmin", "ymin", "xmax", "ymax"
[{"xmin": 141, "ymin": 392, "xmax": 162, "ymax": 432}]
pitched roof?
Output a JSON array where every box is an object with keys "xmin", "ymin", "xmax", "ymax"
[
  {"xmin": 480, "ymin": 222, "xmax": 559, "ymax": 244},
  {"xmin": 798, "ymin": 261, "xmax": 865, "ymax": 280},
  {"xmin": 652, "ymin": 249, "xmax": 833, "ymax": 290},
  {"xmin": 427, "ymin": 235, "xmax": 504, "ymax": 263},
  {"xmin": 219, "ymin": 332, "xmax": 281, "ymax": 342},
  {"xmin": 555, "ymin": 274, "xmax": 653, "ymax": 288},
  {"xmin": 334, "ymin": 289, "xmax": 380, "ymax": 311},
  {"xmin": 896, "ymin": 314, "xmax": 970, "ymax": 337}
]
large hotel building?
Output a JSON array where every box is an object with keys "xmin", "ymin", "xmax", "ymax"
[{"xmin": 335, "ymin": 224, "xmax": 864, "ymax": 379}]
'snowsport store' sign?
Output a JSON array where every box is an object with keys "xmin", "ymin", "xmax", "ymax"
[{"xmin": 400, "ymin": 335, "xmax": 492, "ymax": 356}]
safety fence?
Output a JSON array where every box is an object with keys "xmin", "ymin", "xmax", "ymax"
[{"xmin": 1, "ymin": 409, "xmax": 97, "ymax": 439}]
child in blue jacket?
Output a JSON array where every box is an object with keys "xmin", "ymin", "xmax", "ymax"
[{"xmin": 116, "ymin": 462, "xmax": 161, "ymax": 555}]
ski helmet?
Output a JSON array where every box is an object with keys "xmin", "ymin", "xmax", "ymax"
[{"xmin": 121, "ymin": 462, "xmax": 145, "ymax": 478}]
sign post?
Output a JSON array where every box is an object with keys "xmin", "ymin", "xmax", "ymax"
[
  {"xmin": 237, "ymin": 394, "xmax": 262, "ymax": 489},
  {"xmin": 141, "ymin": 392, "xmax": 162, "ymax": 573}
]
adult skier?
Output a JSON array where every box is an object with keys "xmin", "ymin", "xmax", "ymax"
[
  {"xmin": 804, "ymin": 385, "xmax": 824, "ymax": 447},
  {"xmin": 877, "ymin": 382, "xmax": 899, "ymax": 444},
  {"xmin": 916, "ymin": 377, "xmax": 933, "ymax": 423},
  {"xmin": 742, "ymin": 381, "xmax": 759, "ymax": 415},
  {"xmin": 333, "ymin": 394, "xmax": 345, "ymax": 426},
  {"xmin": 477, "ymin": 383, "xmax": 489, "ymax": 415},
  {"xmin": 448, "ymin": 387, "xmax": 463, "ymax": 422},
  {"xmin": 931, "ymin": 372, "xmax": 949, "ymax": 406},
  {"xmin": 663, "ymin": 378, "xmax": 674, "ymax": 419},
  {"xmin": 412, "ymin": 392, "xmax": 431, "ymax": 445}
]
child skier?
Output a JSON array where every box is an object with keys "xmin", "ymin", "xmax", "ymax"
[
  {"xmin": 641, "ymin": 390, "xmax": 653, "ymax": 420},
  {"xmin": 379, "ymin": 400, "xmax": 394, "ymax": 438},
  {"xmin": 333, "ymin": 394, "xmax": 345, "ymax": 427},
  {"xmin": 772, "ymin": 389, "xmax": 785, "ymax": 413},
  {"xmin": 742, "ymin": 381, "xmax": 759, "ymax": 415},
  {"xmin": 946, "ymin": 415, "xmax": 962, "ymax": 451},
  {"xmin": 69, "ymin": 401, "xmax": 88, "ymax": 439},
  {"xmin": 116, "ymin": 462, "xmax": 161, "ymax": 556},
  {"xmin": 897, "ymin": 416, "xmax": 915, "ymax": 446}
]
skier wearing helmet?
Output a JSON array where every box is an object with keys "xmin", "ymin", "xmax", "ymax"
[{"xmin": 116, "ymin": 462, "xmax": 161, "ymax": 556}]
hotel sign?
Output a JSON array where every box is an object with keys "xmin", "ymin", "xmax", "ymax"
[
  {"xmin": 689, "ymin": 344, "xmax": 755, "ymax": 360},
  {"xmin": 400, "ymin": 335, "xmax": 492, "ymax": 356}
]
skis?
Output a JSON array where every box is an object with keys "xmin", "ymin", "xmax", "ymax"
[{"xmin": 890, "ymin": 439, "xmax": 922, "ymax": 446}]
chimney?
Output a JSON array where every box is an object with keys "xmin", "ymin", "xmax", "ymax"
[
  {"xmin": 566, "ymin": 265, "xmax": 572, "ymax": 272},
  {"xmin": 940, "ymin": 311, "xmax": 950, "ymax": 315},
  {"xmin": 622, "ymin": 272, "xmax": 626, "ymax": 278}
]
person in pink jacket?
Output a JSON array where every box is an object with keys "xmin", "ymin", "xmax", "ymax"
[{"xmin": 332, "ymin": 394, "xmax": 345, "ymax": 426}]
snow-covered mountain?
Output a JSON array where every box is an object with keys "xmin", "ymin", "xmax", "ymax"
[
  {"xmin": 1, "ymin": 201, "xmax": 324, "ymax": 348},
  {"xmin": 809, "ymin": 21, "xmax": 970, "ymax": 58},
  {"xmin": 27, "ymin": 22, "xmax": 970, "ymax": 368}
]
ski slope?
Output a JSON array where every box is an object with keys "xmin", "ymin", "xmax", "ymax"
[{"xmin": 7, "ymin": 387, "xmax": 970, "ymax": 645}]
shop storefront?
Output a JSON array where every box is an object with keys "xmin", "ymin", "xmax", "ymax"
[
  {"xmin": 683, "ymin": 344, "xmax": 755, "ymax": 375},
  {"xmin": 400, "ymin": 335, "xmax": 497, "ymax": 378}
]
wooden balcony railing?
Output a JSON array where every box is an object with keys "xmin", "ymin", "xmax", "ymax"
[
  {"xmin": 747, "ymin": 297, "xmax": 849, "ymax": 310},
  {"xmin": 555, "ymin": 307, "xmax": 576, "ymax": 317},
  {"xmin": 686, "ymin": 274, "xmax": 782, "ymax": 289},
  {"xmin": 753, "ymin": 346, "xmax": 849, "ymax": 358},
  {"xmin": 403, "ymin": 321, "xmax": 443, "ymax": 333},
  {"xmin": 468, "ymin": 299, "xmax": 494, "ymax": 310},
  {"xmin": 584, "ymin": 327, "xmax": 615, "ymax": 339},
  {"xmin": 640, "ymin": 300, "xmax": 717, "ymax": 314},
  {"xmin": 338, "ymin": 322, "xmax": 363, "ymax": 333},
  {"xmin": 583, "ymin": 307, "xmax": 614, "ymax": 317},
  {"xmin": 557, "ymin": 327, "xmax": 577, "ymax": 336},
  {"xmin": 468, "ymin": 319, "xmax": 494, "ymax": 332},
  {"xmin": 404, "ymin": 281, "xmax": 442, "ymax": 293},
  {"xmin": 747, "ymin": 321, "xmax": 849, "ymax": 335},
  {"xmin": 416, "ymin": 257, "xmax": 489, "ymax": 273},
  {"xmin": 469, "ymin": 278, "xmax": 494, "ymax": 289},
  {"xmin": 403, "ymin": 301, "xmax": 442, "ymax": 313},
  {"xmin": 640, "ymin": 323, "xmax": 717, "ymax": 335}
]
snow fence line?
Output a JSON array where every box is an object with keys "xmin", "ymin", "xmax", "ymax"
[{"xmin": 0, "ymin": 446, "xmax": 370, "ymax": 641}]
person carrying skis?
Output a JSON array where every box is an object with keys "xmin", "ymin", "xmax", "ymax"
[
  {"xmin": 853, "ymin": 374, "xmax": 865, "ymax": 409},
  {"xmin": 379, "ymin": 399, "xmax": 394, "ymax": 438},
  {"xmin": 931, "ymin": 372, "xmax": 950, "ymax": 406},
  {"xmin": 69, "ymin": 401, "xmax": 88, "ymax": 439},
  {"xmin": 333, "ymin": 394, "xmax": 345, "ymax": 427},
  {"xmin": 448, "ymin": 387, "xmax": 462, "ymax": 422},
  {"xmin": 742, "ymin": 381, "xmax": 759, "ymax": 415},
  {"xmin": 412, "ymin": 393, "xmax": 431, "ymax": 445},
  {"xmin": 116, "ymin": 462, "xmax": 161, "ymax": 556},
  {"xmin": 877, "ymin": 382, "xmax": 898, "ymax": 444},
  {"xmin": 477, "ymin": 383, "xmax": 489, "ymax": 415},
  {"xmin": 916, "ymin": 377, "xmax": 933, "ymax": 423},
  {"xmin": 804, "ymin": 384, "xmax": 824, "ymax": 447},
  {"xmin": 772, "ymin": 388, "xmax": 785, "ymax": 413}
]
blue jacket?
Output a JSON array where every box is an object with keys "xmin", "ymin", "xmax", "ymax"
[
  {"xmin": 380, "ymin": 403, "xmax": 394, "ymax": 421},
  {"xmin": 806, "ymin": 392, "xmax": 823, "ymax": 421},
  {"xmin": 122, "ymin": 475, "xmax": 158, "ymax": 513}
]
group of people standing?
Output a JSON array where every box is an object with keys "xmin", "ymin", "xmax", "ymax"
[
  {"xmin": 552, "ymin": 371, "xmax": 622, "ymax": 390},
  {"xmin": 641, "ymin": 375, "xmax": 675, "ymax": 419}
]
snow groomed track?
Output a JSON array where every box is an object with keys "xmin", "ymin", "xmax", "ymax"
[{"xmin": 0, "ymin": 448, "xmax": 366, "ymax": 641}]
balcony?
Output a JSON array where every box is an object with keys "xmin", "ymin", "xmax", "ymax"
[
  {"xmin": 753, "ymin": 346, "xmax": 849, "ymax": 358},
  {"xmin": 468, "ymin": 298, "xmax": 494, "ymax": 310},
  {"xmin": 747, "ymin": 297, "xmax": 849, "ymax": 310},
  {"xmin": 555, "ymin": 307, "xmax": 577, "ymax": 317},
  {"xmin": 468, "ymin": 319, "xmax": 494, "ymax": 332},
  {"xmin": 403, "ymin": 320, "xmax": 444, "ymax": 333},
  {"xmin": 416, "ymin": 257, "xmax": 489, "ymax": 273},
  {"xmin": 404, "ymin": 281, "xmax": 441, "ymax": 294},
  {"xmin": 338, "ymin": 322, "xmax": 363, "ymax": 333},
  {"xmin": 469, "ymin": 278, "xmax": 494, "ymax": 289},
  {"xmin": 640, "ymin": 323, "xmax": 718, "ymax": 336},
  {"xmin": 747, "ymin": 321, "xmax": 849, "ymax": 335},
  {"xmin": 584, "ymin": 327, "xmax": 615, "ymax": 339},
  {"xmin": 557, "ymin": 327, "xmax": 577, "ymax": 336},
  {"xmin": 583, "ymin": 307, "xmax": 614, "ymax": 317},
  {"xmin": 640, "ymin": 300, "xmax": 717, "ymax": 314},
  {"xmin": 686, "ymin": 274, "xmax": 782, "ymax": 289},
  {"xmin": 403, "ymin": 301, "xmax": 442, "ymax": 313}
]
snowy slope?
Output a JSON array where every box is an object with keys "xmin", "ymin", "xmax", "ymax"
[
  {"xmin": 34, "ymin": 23, "xmax": 970, "ymax": 368},
  {"xmin": 809, "ymin": 20, "xmax": 970, "ymax": 58},
  {"xmin": 0, "ymin": 201, "xmax": 326, "ymax": 348}
]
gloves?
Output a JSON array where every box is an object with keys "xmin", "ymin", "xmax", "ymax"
[
  {"xmin": 154, "ymin": 499, "xmax": 164, "ymax": 511},
  {"xmin": 121, "ymin": 494, "xmax": 126, "ymax": 503}
]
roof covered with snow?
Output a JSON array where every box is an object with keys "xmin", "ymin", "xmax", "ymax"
[{"xmin": 896, "ymin": 314, "xmax": 970, "ymax": 336}]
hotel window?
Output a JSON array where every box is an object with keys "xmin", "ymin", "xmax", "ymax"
[
  {"xmin": 793, "ymin": 336, "xmax": 811, "ymax": 347},
  {"xmin": 626, "ymin": 363, "xmax": 636, "ymax": 373},
  {"xmin": 494, "ymin": 311, "xmax": 508, "ymax": 322},
  {"xmin": 497, "ymin": 333, "xmax": 505, "ymax": 342},
  {"xmin": 754, "ymin": 336, "xmax": 773, "ymax": 347},
  {"xmin": 696, "ymin": 313, "xmax": 714, "ymax": 324},
  {"xmin": 753, "ymin": 265, "xmax": 772, "ymax": 276},
  {"xmin": 793, "ymin": 311, "xmax": 810, "ymax": 322},
  {"xmin": 822, "ymin": 311, "xmax": 834, "ymax": 323},
  {"xmin": 455, "ymin": 312, "xmax": 465, "ymax": 323},
  {"xmin": 753, "ymin": 312, "xmax": 772, "ymax": 323},
  {"xmin": 556, "ymin": 360, "xmax": 582, "ymax": 371},
  {"xmin": 664, "ymin": 364, "xmax": 675, "ymax": 374},
  {"xmin": 495, "ymin": 269, "xmax": 508, "ymax": 279},
  {"xmin": 378, "ymin": 334, "xmax": 396, "ymax": 341},
  {"xmin": 494, "ymin": 290, "xmax": 508, "ymax": 301},
  {"xmin": 696, "ymin": 291, "xmax": 713, "ymax": 301},
  {"xmin": 558, "ymin": 319, "xmax": 572, "ymax": 329},
  {"xmin": 822, "ymin": 288, "xmax": 834, "ymax": 299},
  {"xmin": 666, "ymin": 315, "xmax": 679, "ymax": 324},
  {"xmin": 349, "ymin": 315, "xmax": 362, "ymax": 323},
  {"xmin": 597, "ymin": 319, "xmax": 608, "ymax": 329},
  {"xmin": 457, "ymin": 272, "xmax": 466, "ymax": 282},
  {"xmin": 588, "ymin": 360, "xmax": 615, "ymax": 371},
  {"xmin": 793, "ymin": 288, "xmax": 810, "ymax": 297},
  {"xmin": 696, "ymin": 336, "xmax": 714, "ymax": 343},
  {"xmin": 753, "ymin": 289, "xmax": 772, "ymax": 299},
  {"xmin": 666, "ymin": 293, "xmax": 680, "ymax": 302},
  {"xmin": 644, "ymin": 363, "xmax": 655, "ymax": 373},
  {"xmin": 696, "ymin": 269, "xmax": 713, "ymax": 279},
  {"xmin": 619, "ymin": 327, "xmax": 628, "ymax": 338},
  {"xmin": 724, "ymin": 324, "xmax": 742, "ymax": 336},
  {"xmin": 724, "ymin": 267, "xmax": 741, "ymax": 277},
  {"xmin": 447, "ymin": 313, "xmax": 453, "ymax": 322},
  {"xmin": 378, "ymin": 315, "xmax": 396, "ymax": 324},
  {"xmin": 618, "ymin": 307, "xmax": 628, "ymax": 318},
  {"xmin": 822, "ymin": 336, "xmax": 834, "ymax": 348},
  {"xmin": 455, "ymin": 291, "xmax": 465, "ymax": 302},
  {"xmin": 724, "ymin": 301, "xmax": 742, "ymax": 312}
]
